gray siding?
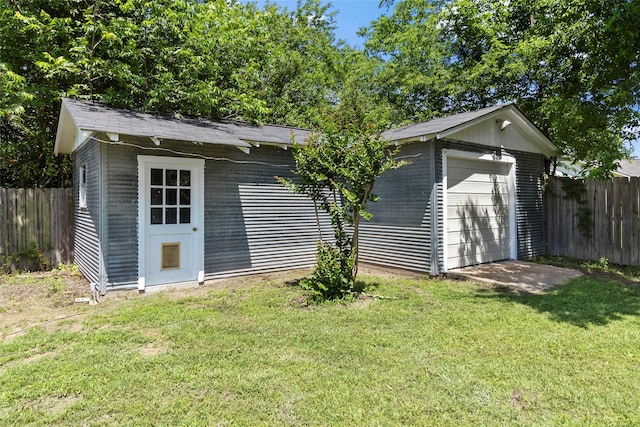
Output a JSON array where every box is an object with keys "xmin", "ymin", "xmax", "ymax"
[
  {"xmin": 96, "ymin": 137, "xmax": 329, "ymax": 289},
  {"xmin": 359, "ymin": 142, "xmax": 433, "ymax": 273},
  {"xmin": 73, "ymin": 139, "xmax": 102, "ymax": 284},
  {"xmin": 203, "ymin": 144, "xmax": 332, "ymax": 278},
  {"xmin": 512, "ymin": 151, "xmax": 545, "ymax": 259},
  {"xmin": 103, "ymin": 140, "xmax": 139, "ymax": 288}
]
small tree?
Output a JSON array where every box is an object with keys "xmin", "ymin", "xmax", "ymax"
[{"xmin": 279, "ymin": 126, "xmax": 405, "ymax": 300}]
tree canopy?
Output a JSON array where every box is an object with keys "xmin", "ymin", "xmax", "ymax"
[
  {"xmin": 366, "ymin": 0, "xmax": 640, "ymax": 177},
  {"xmin": 0, "ymin": 0, "xmax": 346, "ymax": 187},
  {"xmin": 1, "ymin": 0, "xmax": 639, "ymax": 186}
]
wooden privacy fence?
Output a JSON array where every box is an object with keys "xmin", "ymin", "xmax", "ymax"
[
  {"xmin": 545, "ymin": 177, "xmax": 640, "ymax": 266},
  {"xmin": 0, "ymin": 188, "xmax": 73, "ymax": 271}
]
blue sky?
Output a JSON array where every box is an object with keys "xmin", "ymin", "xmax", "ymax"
[{"xmin": 247, "ymin": 0, "xmax": 387, "ymax": 48}]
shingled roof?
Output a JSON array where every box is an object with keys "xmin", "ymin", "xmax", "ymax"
[
  {"xmin": 380, "ymin": 102, "xmax": 555, "ymax": 157},
  {"xmin": 380, "ymin": 104, "xmax": 507, "ymax": 142},
  {"xmin": 55, "ymin": 98, "xmax": 311, "ymax": 154}
]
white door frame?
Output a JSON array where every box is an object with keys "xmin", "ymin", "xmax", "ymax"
[
  {"xmin": 137, "ymin": 155, "xmax": 205, "ymax": 290},
  {"xmin": 441, "ymin": 148, "xmax": 517, "ymax": 272}
]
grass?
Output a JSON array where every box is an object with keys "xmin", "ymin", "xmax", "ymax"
[{"xmin": 1, "ymin": 269, "xmax": 640, "ymax": 426}]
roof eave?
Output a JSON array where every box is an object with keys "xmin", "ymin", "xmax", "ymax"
[{"xmin": 53, "ymin": 100, "xmax": 80, "ymax": 155}]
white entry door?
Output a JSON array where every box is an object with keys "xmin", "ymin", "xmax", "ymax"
[{"xmin": 138, "ymin": 156, "xmax": 204, "ymax": 288}]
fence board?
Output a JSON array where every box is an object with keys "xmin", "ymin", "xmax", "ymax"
[
  {"xmin": 631, "ymin": 178, "xmax": 640, "ymax": 266},
  {"xmin": 546, "ymin": 177, "xmax": 640, "ymax": 266},
  {"xmin": 0, "ymin": 188, "xmax": 73, "ymax": 271}
]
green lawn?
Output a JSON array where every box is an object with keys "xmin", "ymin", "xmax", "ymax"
[{"xmin": 1, "ymin": 269, "xmax": 640, "ymax": 426}]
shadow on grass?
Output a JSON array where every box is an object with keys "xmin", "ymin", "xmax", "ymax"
[{"xmin": 477, "ymin": 277, "xmax": 640, "ymax": 328}]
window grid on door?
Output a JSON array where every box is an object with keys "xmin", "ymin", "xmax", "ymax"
[{"xmin": 149, "ymin": 168, "xmax": 191, "ymax": 225}]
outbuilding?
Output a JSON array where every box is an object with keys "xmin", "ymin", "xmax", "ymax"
[
  {"xmin": 359, "ymin": 103, "xmax": 555, "ymax": 275},
  {"xmin": 54, "ymin": 99, "xmax": 554, "ymax": 292}
]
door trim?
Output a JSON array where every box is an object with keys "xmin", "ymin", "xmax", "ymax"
[
  {"xmin": 441, "ymin": 149, "xmax": 517, "ymax": 272},
  {"xmin": 137, "ymin": 155, "xmax": 205, "ymax": 291}
]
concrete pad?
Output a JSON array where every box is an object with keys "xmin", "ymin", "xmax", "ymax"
[{"xmin": 446, "ymin": 260, "xmax": 582, "ymax": 293}]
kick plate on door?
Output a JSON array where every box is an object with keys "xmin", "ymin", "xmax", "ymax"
[{"xmin": 161, "ymin": 243, "xmax": 180, "ymax": 270}]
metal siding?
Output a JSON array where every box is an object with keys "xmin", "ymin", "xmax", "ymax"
[
  {"xmin": 73, "ymin": 139, "xmax": 101, "ymax": 283},
  {"xmin": 511, "ymin": 150, "xmax": 546, "ymax": 259},
  {"xmin": 359, "ymin": 142, "xmax": 433, "ymax": 273},
  {"xmin": 204, "ymin": 145, "xmax": 332, "ymax": 278},
  {"xmin": 103, "ymin": 140, "xmax": 139, "ymax": 286},
  {"xmin": 90, "ymin": 136, "xmax": 328, "ymax": 288}
]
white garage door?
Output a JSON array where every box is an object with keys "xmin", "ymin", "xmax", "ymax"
[{"xmin": 446, "ymin": 156, "xmax": 512, "ymax": 270}]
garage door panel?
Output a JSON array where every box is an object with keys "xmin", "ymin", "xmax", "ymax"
[
  {"xmin": 447, "ymin": 193, "xmax": 509, "ymax": 207},
  {"xmin": 447, "ymin": 246, "xmax": 511, "ymax": 270},
  {"xmin": 448, "ymin": 158, "xmax": 511, "ymax": 175},
  {"xmin": 448, "ymin": 180, "xmax": 509, "ymax": 195},
  {"xmin": 446, "ymin": 156, "xmax": 512, "ymax": 270},
  {"xmin": 447, "ymin": 214, "xmax": 509, "ymax": 231}
]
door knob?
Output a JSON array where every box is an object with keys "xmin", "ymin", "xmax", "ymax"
[{"xmin": 192, "ymin": 227, "xmax": 198, "ymax": 232}]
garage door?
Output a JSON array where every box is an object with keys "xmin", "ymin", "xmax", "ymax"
[{"xmin": 446, "ymin": 156, "xmax": 512, "ymax": 270}]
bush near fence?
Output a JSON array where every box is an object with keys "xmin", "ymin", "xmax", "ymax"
[
  {"xmin": 545, "ymin": 177, "xmax": 640, "ymax": 266},
  {"xmin": 0, "ymin": 188, "xmax": 73, "ymax": 272}
]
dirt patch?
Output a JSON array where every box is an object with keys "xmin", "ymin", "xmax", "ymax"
[{"xmin": 0, "ymin": 268, "xmax": 90, "ymax": 339}]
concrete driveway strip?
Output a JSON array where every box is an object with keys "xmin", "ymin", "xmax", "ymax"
[{"xmin": 446, "ymin": 260, "xmax": 583, "ymax": 293}]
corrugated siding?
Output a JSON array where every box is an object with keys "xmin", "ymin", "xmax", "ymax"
[
  {"xmin": 359, "ymin": 142, "xmax": 433, "ymax": 273},
  {"xmin": 203, "ymin": 144, "xmax": 331, "ymax": 278},
  {"xmin": 96, "ymin": 137, "xmax": 328, "ymax": 288},
  {"xmin": 73, "ymin": 139, "xmax": 101, "ymax": 283},
  {"xmin": 104, "ymin": 140, "xmax": 139, "ymax": 287},
  {"xmin": 512, "ymin": 151, "xmax": 545, "ymax": 259}
]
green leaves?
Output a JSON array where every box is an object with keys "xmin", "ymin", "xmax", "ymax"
[
  {"xmin": 364, "ymin": 0, "xmax": 640, "ymax": 176},
  {"xmin": 0, "ymin": 0, "xmax": 348, "ymax": 187},
  {"xmin": 280, "ymin": 126, "xmax": 405, "ymax": 299}
]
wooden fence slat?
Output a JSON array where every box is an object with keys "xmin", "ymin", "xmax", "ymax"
[
  {"xmin": 0, "ymin": 189, "xmax": 7, "ymax": 264},
  {"xmin": 630, "ymin": 177, "xmax": 640, "ymax": 266},
  {"xmin": 594, "ymin": 180, "xmax": 607, "ymax": 261},
  {"xmin": 0, "ymin": 188, "xmax": 74, "ymax": 272},
  {"xmin": 545, "ymin": 177, "xmax": 640, "ymax": 267},
  {"xmin": 620, "ymin": 178, "xmax": 631, "ymax": 265}
]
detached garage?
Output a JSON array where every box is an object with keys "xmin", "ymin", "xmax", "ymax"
[
  {"xmin": 54, "ymin": 98, "xmax": 553, "ymax": 292},
  {"xmin": 359, "ymin": 103, "xmax": 555, "ymax": 275}
]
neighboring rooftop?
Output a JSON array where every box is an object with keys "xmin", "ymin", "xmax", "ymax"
[{"xmin": 615, "ymin": 159, "xmax": 640, "ymax": 178}]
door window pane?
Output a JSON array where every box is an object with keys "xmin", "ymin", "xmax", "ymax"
[
  {"xmin": 166, "ymin": 188, "xmax": 177, "ymax": 205},
  {"xmin": 180, "ymin": 170, "xmax": 191, "ymax": 186},
  {"xmin": 149, "ymin": 166, "xmax": 194, "ymax": 225},
  {"xmin": 151, "ymin": 168, "xmax": 163, "ymax": 186},
  {"xmin": 166, "ymin": 169, "xmax": 178, "ymax": 186},
  {"xmin": 180, "ymin": 189, "xmax": 191, "ymax": 205},
  {"xmin": 151, "ymin": 188, "xmax": 163, "ymax": 205},
  {"xmin": 165, "ymin": 208, "xmax": 177, "ymax": 224},
  {"xmin": 151, "ymin": 208, "xmax": 163, "ymax": 224},
  {"xmin": 179, "ymin": 208, "xmax": 191, "ymax": 224}
]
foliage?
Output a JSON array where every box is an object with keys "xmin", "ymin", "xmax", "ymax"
[
  {"xmin": 557, "ymin": 177, "xmax": 592, "ymax": 238},
  {"xmin": 0, "ymin": 0, "xmax": 347, "ymax": 187},
  {"xmin": 2, "ymin": 271, "xmax": 640, "ymax": 424},
  {"xmin": 300, "ymin": 242, "xmax": 355, "ymax": 301},
  {"xmin": 279, "ymin": 126, "xmax": 404, "ymax": 299},
  {"xmin": 364, "ymin": 0, "xmax": 640, "ymax": 176},
  {"xmin": 2, "ymin": 242, "xmax": 51, "ymax": 273}
]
